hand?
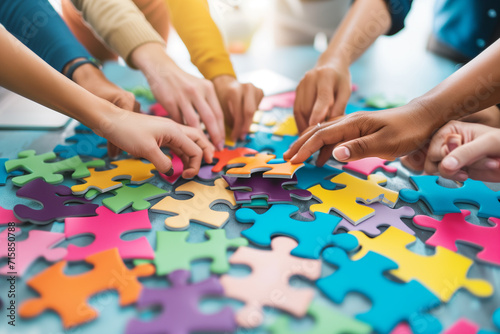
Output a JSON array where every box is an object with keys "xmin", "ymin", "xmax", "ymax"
[
  {"xmin": 294, "ymin": 62, "xmax": 352, "ymax": 134},
  {"xmin": 212, "ymin": 75, "xmax": 264, "ymax": 141},
  {"xmin": 423, "ymin": 120, "xmax": 500, "ymax": 182},
  {"xmin": 284, "ymin": 100, "xmax": 441, "ymax": 166}
]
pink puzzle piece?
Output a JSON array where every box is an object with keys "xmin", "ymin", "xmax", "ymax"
[
  {"xmin": 0, "ymin": 206, "xmax": 22, "ymax": 225},
  {"xmin": 343, "ymin": 157, "xmax": 397, "ymax": 177},
  {"xmin": 65, "ymin": 206, "xmax": 154, "ymax": 261},
  {"xmin": 259, "ymin": 91, "xmax": 296, "ymax": 111},
  {"xmin": 413, "ymin": 210, "xmax": 500, "ymax": 266},
  {"xmin": 0, "ymin": 230, "xmax": 67, "ymax": 277},
  {"xmin": 158, "ymin": 153, "xmax": 183, "ymax": 184},
  {"xmin": 442, "ymin": 319, "xmax": 479, "ymax": 334},
  {"xmin": 390, "ymin": 323, "xmax": 412, "ymax": 334},
  {"xmin": 149, "ymin": 103, "xmax": 169, "ymax": 117}
]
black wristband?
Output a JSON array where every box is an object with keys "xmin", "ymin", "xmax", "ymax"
[{"xmin": 65, "ymin": 57, "xmax": 101, "ymax": 81}]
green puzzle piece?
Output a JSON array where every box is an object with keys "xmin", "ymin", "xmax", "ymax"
[
  {"xmin": 135, "ymin": 229, "xmax": 248, "ymax": 275},
  {"xmin": 102, "ymin": 183, "xmax": 168, "ymax": 213},
  {"xmin": 5, "ymin": 150, "xmax": 105, "ymax": 186},
  {"xmin": 268, "ymin": 302, "xmax": 372, "ymax": 334}
]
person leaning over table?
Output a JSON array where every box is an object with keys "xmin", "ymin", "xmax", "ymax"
[
  {"xmin": 61, "ymin": 0, "xmax": 264, "ymax": 149},
  {"xmin": 0, "ymin": 24, "xmax": 214, "ymax": 178}
]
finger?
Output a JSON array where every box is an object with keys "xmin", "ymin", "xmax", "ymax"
[
  {"xmin": 193, "ymin": 94, "xmax": 224, "ymax": 149},
  {"xmin": 240, "ymin": 85, "xmax": 258, "ymax": 140},
  {"xmin": 228, "ymin": 89, "xmax": 243, "ymax": 142},
  {"xmin": 332, "ymin": 132, "xmax": 384, "ymax": 162},
  {"xmin": 330, "ymin": 82, "xmax": 351, "ymax": 118},
  {"xmin": 439, "ymin": 135, "xmax": 493, "ymax": 174},
  {"xmin": 205, "ymin": 85, "xmax": 226, "ymax": 143},
  {"xmin": 183, "ymin": 126, "xmax": 215, "ymax": 164},
  {"xmin": 133, "ymin": 100, "xmax": 141, "ymax": 113},
  {"xmin": 107, "ymin": 141, "xmax": 121, "ymax": 159},
  {"xmin": 166, "ymin": 133, "xmax": 203, "ymax": 179},
  {"xmin": 316, "ymin": 144, "xmax": 335, "ymax": 166},
  {"xmin": 284, "ymin": 122, "xmax": 323, "ymax": 160},
  {"xmin": 401, "ymin": 145, "xmax": 429, "ymax": 172},
  {"xmin": 293, "ymin": 84, "xmax": 309, "ymax": 134},
  {"xmin": 294, "ymin": 79, "xmax": 317, "ymax": 134},
  {"xmin": 309, "ymin": 79, "xmax": 334, "ymax": 127},
  {"xmin": 143, "ymin": 144, "xmax": 173, "ymax": 174}
]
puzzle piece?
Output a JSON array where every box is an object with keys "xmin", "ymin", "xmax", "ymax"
[
  {"xmin": 65, "ymin": 206, "xmax": 154, "ymax": 261},
  {"xmin": 223, "ymin": 174, "xmax": 312, "ymax": 203},
  {"xmin": 157, "ymin": 153, "xmax": 183, "ymax": 184},
  {"xmin": 126, "ymin": 270, "xmax": 236, "ymax": 334},
  {"xmin": 151, "ymin": 178, "xmax": 236, "ymax": 230},
  {"xmin": 318, "ymin": 248, "xmax": 442, "ymax": 334},
  {"xmin": 54, "ymin": 132, "xmax": 107, "ymax": 158},
  {"xmin": 197, "ymin": 165, "xmax": 222, "ymax": 181},
  {"xmin": 259, "ymin": 91, "xmax": 296, "ymax": 111},
  {"xmin": 0, "ymin": 229, "xmax": 66, "ymax": 276},
  {"xmin": 273, "ymin": 115, "xmax": 299, "ymax": 136},
  {"xmin": 220, "ymin": 237, "xmax": 321, "ymax": 328},
  {"xmin": 336, "ymin": 203, "xmax": 415, "ymax": 237},
  {"xmin": 351, "ymin": 226, "xmax": 493, "ymax": 302},
  {"xmin": 71, "ymin": 159, "xmax": 156, "ymax": 196},
  {"xmin": 14, "ymin": 179, "xmax": 98, "ymax": 225},
  {"xmin": 295, "ymin": 163, "xmax": 342, "ymax": 190},
  {"xmin": 399, "ymin": 176, "xmax": 500, "ymax": 218},
  {"xmin": 0, "ymin": 206, "xmax": 22, "ymax": 225},
  {"xmin": 127, "ymin": 85, "xmax": 155, "ymax": 102},
  {"xmin": 442, "ymin": 319, "xmax": 480, "ymax": 334},
  {"xmin": 267, "ymin": 301, "xmax": 372, "ymax": 334},
  {"xmin": 343, "ymin": 157, "xmax": 397, "ymax": 177},
  {"xmin": 149, "ymin": 102, "xmax": 169, "ymax": 117},
  {"xmin": 226, "ymin": 152, "xmax": 304, "ymax": 178},
  {"xmin": 309, "ymin": 173, "xmax": 399, "ymax": 225},
  {"xmin": 5, "ymin": 150, "xmax": 105, "ymax": 187},
  {"xmin": 19, "ymin": 248, "xmax": 155, "ymax": 328},
  {"xmin": 365, "ymin": 93, "xmax": 406, "ymax": 109},
  {"xmin": 246, "ymin": 132, "xmax": 297, "ymax": 157},
  {"xmin": 413, "ymin": 210, "xmax": 500, "ymax": 266},
  {"xmin": 235, "ymin": 204, "xmax": 358, "ymax": 259},
  {"xmin": 212, "ymin": 147, "xmax": 257, "ymax": 172},
  {"xmin": 102, "ymin": 182, "xmax": 168, "ymax": 213},
  {"xmin": 0, "ymin": 158, "xmax": 22, "ymax": 185},
  {"xmin": 241, "ymin": 197, "xmax": 269, "ymax": 208},
  {"xmin": 135, "ymin": 229, "xmax": 247, "ymax": 275}
]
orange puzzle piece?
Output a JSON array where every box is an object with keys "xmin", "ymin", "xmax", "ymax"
[
  {"xmin": 19, "ymin": 248, "xmax": 154, "ymax": 328},
  {"xmin": 212, "ymin": 147, "xmax": 257, "ymax": 173},
  {"xmin": 226, "ymin": 153, "xmax": 303, "ymax": 178}
]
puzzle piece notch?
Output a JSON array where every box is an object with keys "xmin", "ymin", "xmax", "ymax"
[
  {"xmin": 0, "ymin": 158, "xmax": 22, "ymax": 185},
  {"xmin": 246, "ymin": 132, "xmax": 297, "ymax": 157},
  {"xmin": 0, "ymin": 229, "xmax": 66, "ymax": 276},
  {"xmin": 350, "ymin": 226, "xmax": 494, "ymax": 302},
  {"xmin": 226, "ymin": 152, "xmax": 304, "ymax": 178},
  {"xmin": 413, "ymin": 210, "xmax": 500, "ymax": 266},
  {"xmin": 212, "ymin": 147, "xmax": 257, "ymax": 173},
  {"xmin": 294, "ymin": 163, "xmax": 343, "ymax": 190},
  {"xmin": 54, "ymin": 132, "xmax": 107, "ymax": 158},
  {"xmin": 318, "ymin": 248, "xmax": 442, "ymax": 334},
  {"xmin": 220, "ymin": 237, "xmax": 322, "ymax": 328},
  {"xmin": 65, "ymin": 206, "xmax": 154, "ymax": 261},
  {"xmin": 14, "ymin": 179, "xmax": 98, "ymax": 225},
  {"xmin": 151, "ymin": 178, "xmax": 237, "ymax": 230},
  {"xmin": 0, "ymin": 206, "xmax": 22, "ymax": 225},
  {"xmin": 309, "ymin": 173, "xmax": 399, "ymax": 225},
  {"xmin": 343, "ymin": 157, "xmax": 397, "ymax": 177},
  {"xmin": 19, "ymin": 248, "xmax": 155, "ymax": 328},
  {"xmin": 399, "ymin": 175, "xmax": 500, "ymax": 218},
  {"xmin": 102, "ymin": 182, "xmax": 168, "ymax": 213},
  {"xmin": 235, "ymin": 204, "xmax": 358, "ymax": 259},
  {"xmin": 126, "ymin": 270, "xmax": 236, "ymax": 334}
]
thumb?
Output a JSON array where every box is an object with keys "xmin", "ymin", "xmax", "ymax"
[
  {"xmin": 441, "ymin": 135, "xmax": 490, "ymax": 173},
  {"xmin": 143, "ymin": 147, "xmax": 173, "ymax": 174},
  {"xmin": 332, "ymin": 133, "xmax": 379, "ymax": 161}
]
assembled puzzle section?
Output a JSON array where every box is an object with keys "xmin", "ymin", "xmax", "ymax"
[{"xmin": 212, "ymin": 147, "xmax": 258, "ymax": 173}]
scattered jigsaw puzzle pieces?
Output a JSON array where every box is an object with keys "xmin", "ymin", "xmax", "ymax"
[
  {"xmin": 343, "ymin": 157, "xmax": 397, "ymax": 177},
  {"xmin": 318, "ymin": 248, "xmax": 442, "ymax": 334},
  {"xmin": 135, "ymin": 229, "xmax": 247, "ymax": 275},
  {"xmin": 413, "ymin": 210, "xmax": 500, "ymax": 266},
  {"xmin": 336, "ymin": 203, "xmax": 415, "ymax": 237},
  {"xmin": 235, "ymin": 204, "xmax": 358, "ymax": 259},
  {"xmin": 54, "ymin": 132, "xmax": 107, "ymax": 158},
  {"xmin": 309, "ymin": 173, "xmax": 399, "ymax": 225},
  {"xmin": 126, "ymin": 270, "xmax": 236, "ymax": 334},
  {"xmin": 295, "ymin": 163, "xmax": 342, "ymax": 190},
  {"xmin": 273, "ymin": 115, "xmax": 298, "ymax": 136},
  {"xmin": 259, "ymin": 91, "xmax": 296, "ymax": 111},
  {"xmin": 223, "ymin": 173, "xmax": 311, "ymax": 203},
  {"xmin": 0, "ymin": 229, "xmax": 66, "ymax": 276},
  {"xmin": 0, "ymin": 158, "xmax": 22, "ymax": 185},
  {"xmin": 14, "ymin": 179, "xmax": 98, "ymax": 225},
  {"xmin": 226, "ymin": 152, "xmax": 304, "ymax": 178},
  {"xmin": 19, "ymin": 248, "xmax": 155, "ymax": 328},
  {"xmin": 351, "ymin": 226, "xmax": 494, "ymax": 302},
  {"xmin": 212, "ymin": 147, "xmax": 257, "ymax": 173},
  {"xmin": 102, "ymin": 182, "xmax": 167, "ymax": 213},
  {"xmin": 220, "ymin": 237, "xmax": 322, "ymax": 328},
  {"xmin": 5, "ymin": 150, "xmax": 105, "ymax": 187},
  {"xmin": 399, "ymin": 176, "xmax": 500, "ymax": 218},
  {"xmin": 0, "ymin": 205, "xmax": 22, "ymax": 225},
  {"xmin": 267, "ymin": 301, "xmax": 372, "ymax": 334},
  {"xmin": 151, "ymin": 178, "xmax": 237, "ymax": 230},
  {"xmin": 149, "ymin": 102, "xmax": 169, "ymax": 117},
  {"xmin": 157, "ymin": 153, "xmax": 183, "ymax": 184},
  {"xmin": 246, "ymin": 132, "xmax": 297, "ymax": 157},
  {"xmin": 65, "ymin": 206, "xmax": 154, "ymax": 261}
]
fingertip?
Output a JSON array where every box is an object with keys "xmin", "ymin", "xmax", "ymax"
[
  {"xmin": 441, "ymin": 156, "xmax": 459, "ymax": 171},
  {"xmin": 332, "ymin": 146, "xmax": 350, "ymax": 161}
]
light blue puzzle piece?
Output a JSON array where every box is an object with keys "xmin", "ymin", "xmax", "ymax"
[
  {"xmin": 295, "ymin": 163, "xmax": 342, "ymax": 190},
  {"xmin": 246, "ymin": 132, "xmax": 297, "ymax": 157}
]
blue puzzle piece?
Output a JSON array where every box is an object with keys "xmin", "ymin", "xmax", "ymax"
[
  {"xmin": 295, "ymin": 163, "xmax": 342, "ymax": 190},
  {"xmin": 317, "ymin": 248, "xmax": 442, "ymax": 334},
  {"xmin": 54, "ymin": 132, "xmax": 108, "ymax": 158},
  {"xmin": 0, "ymin": 158, "xmax": 22, "ymax": 185},
  {"xmin": 478, "ymin": 309, "xmax": 500, "ymax": 334},
  {"xmin": 235, "ymin": 204, "xmax": 358, "ymax": 259},
  {"xmin": 400, "ymin": 175, "xmax": 500, "ymax": 218},
  {"xmin": 74, "ymin": 123, "xmax": 93, "ymax": 133},
  {"xmin": 246, "ymin": 132, "xmax": 297, "ymax": 158}
]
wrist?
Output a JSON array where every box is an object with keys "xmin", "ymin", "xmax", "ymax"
[
  {"xmin": 407, "ymin": 95, "xmax": 448, "ymax": 131},
  {"xmin": 212, "ymin": 74, "xmax": 236, "ymax": 86},
  {"xmin": 130, "ymin": 42, "xmax": 175, "ymax": 76},
  {"xmin": 317, "ymin": 53, "xmax": 349, "ymax": 69}
]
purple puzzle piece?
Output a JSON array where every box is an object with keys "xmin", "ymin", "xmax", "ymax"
[
  {"xmin": 14, "ymin": 179, "xmax": 98, "ymax": 225},
  {"xmin": 197, "ymin": 165, "xmax": 222, "ymax": 181},
  {"xmin": 336, "ymin": 202, "xmax": 415, "ymax": 236},
  {"xmin": 223, "ymin": 173, "xmax": 312, "ymax": 203},
  {"xmin": 126, "ymin": 270, "xmax": 236, "ymax": 334}
]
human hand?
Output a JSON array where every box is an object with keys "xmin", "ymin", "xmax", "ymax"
[
  {"xmin": 212, "ymin": 75, "xmax": 264, "ymax": 141},
  {"xmin": 294, "ymin": 62, "xmax": 352, "ymax": 134}
]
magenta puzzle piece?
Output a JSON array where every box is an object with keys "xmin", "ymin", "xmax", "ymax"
[
  {"xmin": 13, "ymin": 179, "xmax": 98, "ymax": 225},
  {"xmin": 65, "ymin": 206, "xmax": 154, "ymax": 261},
  {"xmin": 259, "ymin": 91, "xmax": 296, "ymax": 111},
  {"xmin": 126, "ymin": 270, "xmax": 236, "ymax": 334},
  {"xmin": 343, "ymin": 157, "xmax": 398, "ymax": 177},
  {"xmin": 149, "ymin": 103, "xmax": 169, "ymax": 117},
  {"xmin": 158, "ymin": 153, "xmax": 183, "ymax": 184},
  {"xmin": 0, "ymin": 206, "xmax": 22, "ymax": 226}
]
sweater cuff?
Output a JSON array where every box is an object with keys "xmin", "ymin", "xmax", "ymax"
[
  {"xmin": 383, "ymin": 0, "xmax": 413, "ymax": 36},
  {"xmin": 198, "ymin": 57, "xmax": 236, "ymax": 80}
]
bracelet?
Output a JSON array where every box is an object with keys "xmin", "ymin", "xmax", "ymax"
[{"xmin": 65, "ymin": 57, "xmax": 101, "ymax": 81}]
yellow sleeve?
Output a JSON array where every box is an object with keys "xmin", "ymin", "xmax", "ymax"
[{"xmin": 165, "ymin": 0, "xmax": 236, "ymax": 80}]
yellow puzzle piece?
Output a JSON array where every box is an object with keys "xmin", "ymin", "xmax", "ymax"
[
  {"xmin": 350, "ymin": 226, "xmax": 493, "ymax": 302},
  {"xmin": 226, "ymin": 153, "xmax": 303, "ymax": 178},
  {"xmin": 151, "ymin": 178, "xmax": 237, "ymax": 230},
  {"xmin": 273, "ymin": 116, "xmax": 298, "ymax": 136},
  {"xmin": 308, "ymin": 173, "xmax": 399, "ymax": 225}
]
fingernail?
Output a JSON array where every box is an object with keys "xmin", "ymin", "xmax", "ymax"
[
  {"xmin": 218, "ymin": 142, "xmax": 225, "ymax": 151},
  {"xmin": 165, "ymin": 168, "xmax": 174, "ymax": 176},
  {"xmin": 291, "ymin": 154, "xmax": 298, "ymax": 161},
  {"xmin": 332, "ymin": 146, "xmax": 350, "ymax": 161},
  {"xmin": 442, "ymin": 156, "xmax": 459, "ymax": 170},
  {"xmin": 456, "ymin": 171, "xmax": 468, "ymax": 181},
  {"xmin": 485, "ymin": 159, "xmax": 499, "ymax": 169}
]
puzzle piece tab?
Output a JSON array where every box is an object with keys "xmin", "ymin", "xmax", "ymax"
[
  {"xmin": 246, "ymin": 132, "xmax": 297, "ymax": 157},
  {"xmin": 65, "ymin": 206, "xmax": 154, "ymax": 261},
  {"xmin": 351, "ymin": 226, "xmax": 493, "ymax": 302},
  {"xmin": 295, "ymin": 163, "xmax": 342, "ymax": 190},
  {"xmin": 151, "ymin": 178, "xmax": 236, "ymax": 230},
  {"xmin": 0, "ymin": 158, "xmax": 22, "ymax": 185},
  {"xmin": 102, "ymin": 183, "xmax": 167, "ymax": 213},
  {"xmin": 126, "ymin": 270, "xmax": 236, "ymax": 334},
  {"xmin": 212, "ymin": 147, "xmax": 257, "ymax": 173},
  {"xmin": 226, "ymin": 153, "xmax": 304, "ymax": 178},
  {"xmin": 157, "ymin": 153, "xmax": 183, "ymax": 184},
  {"xmin": 309, "ymin": 173, "xmax": 399, "ymax": 225},
  {"xmin": 442, "ymin": 319, "xmax": 480, "ymax": 334},
  {"xmin": 20, "ymin": 248, "xmax": 154, "ymax": 328},
  {"xmin": 0, "ymin": 205, "xmax": 22, "ymax": 226},
  {"xmin": 54, "ymin": 132, "xmax": 107, "ymax": 158},
  {"xmin": 236, "ymin": 204, "xmax": 358, "ymax": 259},
  {"xmin": 343, "ymin": 157, "xmax": 397, "ymax": 177},
  {"xmin": 220, "ymin": 237, "xmax": 321, "ymax": 328}
]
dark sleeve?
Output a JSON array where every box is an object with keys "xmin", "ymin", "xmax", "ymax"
[
  {"xmin": 383, "ymin": 0, "xmax": 414, "ymax": 35},
  {"xmin": 0, "ymin": 0, "xmax": 91, "ymax": 72}
]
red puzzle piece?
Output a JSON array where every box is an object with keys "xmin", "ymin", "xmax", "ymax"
[{"xmin": 212, "ymin": 147, "xmax": 257, "ymax": 173}]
